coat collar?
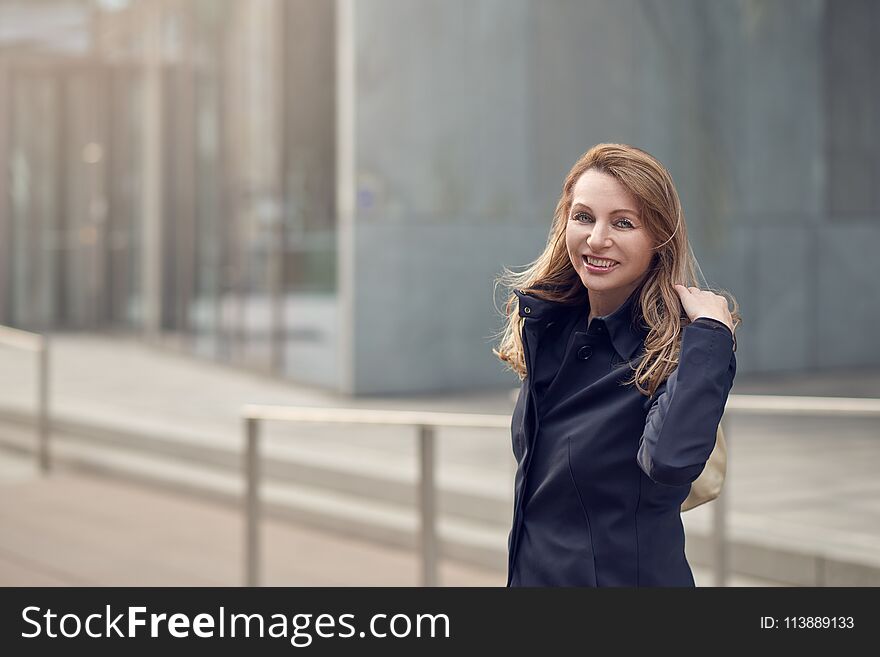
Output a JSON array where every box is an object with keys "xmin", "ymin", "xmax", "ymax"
[{"xmin": 514, "ymin": 284, "xmax": 647, "ymax": 361}]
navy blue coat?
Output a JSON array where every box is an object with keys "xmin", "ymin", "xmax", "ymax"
[{"xmin": 507, "ymin": 284, "xmax": 736, "ymax": 587}]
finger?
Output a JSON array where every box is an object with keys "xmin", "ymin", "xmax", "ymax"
[{"xmin": 688, "ymin": 286, "xmax": 701, "ymax": 293}]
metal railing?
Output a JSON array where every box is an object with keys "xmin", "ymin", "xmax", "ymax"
[
  {"xmin": 241, "ymin": 405, "xmax": 509, "ymax": 587},
  {"xmin": 241, "ymin": 394, "xmax": 880, "ymax": 588},
  {"xmin": 716, "ymin": 394, "xmax": 880, "ymax": 586},
  {"xmin": 0, "ymin": 325, "xmax": 50, "ymax": 473}
]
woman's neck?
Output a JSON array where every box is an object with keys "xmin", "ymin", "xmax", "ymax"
[
  {"xmin": 586, "ymin": 279, "xmax": 643, "ymax": 327},
  {"xmin": 587, "ymin": 292, "xmax": 625, "ymax": 326}
]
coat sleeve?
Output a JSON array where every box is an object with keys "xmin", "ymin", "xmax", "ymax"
[{"xmin": 636, "ymin": 318, "xmax": 737, "ymax": 487}]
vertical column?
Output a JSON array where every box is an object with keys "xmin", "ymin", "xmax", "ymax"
[
  {"xmin": 266, "ymin": 0, "xmax": 286, "ymax": 375},
  {"xmin": 335, "ymin": 0, "xmax": 356, "ymax": 395},
  {"xmin": 0, "ymin": 61, "xmax": 9, "ymax": 324},
  {"xmin": 176, "ymin": 2, "xmax": 197, "ymax": 349},
  {"xmin": 140, "ymin": 0, "xmax": 164, "ymax": 338}
]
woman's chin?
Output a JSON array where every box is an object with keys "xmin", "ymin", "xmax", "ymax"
[{"xmin": 580, "ymin": 273, "xmax": 618, "ymax": 289}]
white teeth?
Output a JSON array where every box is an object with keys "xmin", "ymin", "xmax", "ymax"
[{"xmin": 586, "ymin": 257, "xmax": 617, "ymax": 268}]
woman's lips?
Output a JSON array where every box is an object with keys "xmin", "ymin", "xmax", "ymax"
[{"xmin": 582, "ymin": 255, "xmax": 620, "ymax": 274}]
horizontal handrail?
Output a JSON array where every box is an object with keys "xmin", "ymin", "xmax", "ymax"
[
  {"xmin": 246, "ymin": 394, "xmax": 880, "ymax": 423},
  {"xmin": 725, "ymin": 394, "xmax": 880, "ymax": 416},
  {"xmin": 241, "ymin": 393, "xmax": 880, "ymax": 588},
  {"xmin": 0, "ymin": 325, "xmax": 50, "ymax": 473},
  {"xmin": 242, "ymin": 403, "xmax": 511, "ymax": 428},
  {"xmin": 0, "ymin": 325, "xmax": 44, "ymax": 352}
]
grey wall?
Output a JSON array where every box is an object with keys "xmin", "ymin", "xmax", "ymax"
[{"xmin": 342, "ymin": 0, "xmax": 880, "ymax": 395}]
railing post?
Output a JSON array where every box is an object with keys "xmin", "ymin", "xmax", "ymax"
[
  {"xmin": 418, "ymin": 424, "xmax": 438, "ymax": 587},
  {"xmin": 245, "ymin": 417, "xmax": 261, "ymax": 587},
  {"xmin": 713, "ymin": 415, "xmax": 729, "ymax": 587},
  {"xmin": 37, "ymin": 335, "xmax": 50, "ymax": 474}
]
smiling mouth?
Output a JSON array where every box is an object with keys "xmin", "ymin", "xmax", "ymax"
[{"xmin": 582, "ymin": 255, "xmax": 620, "ymax": 271}]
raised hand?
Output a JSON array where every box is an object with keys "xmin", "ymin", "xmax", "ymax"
[{"xmin": 672, "ymin": 284, "xmax": 734, "ymax": 333}]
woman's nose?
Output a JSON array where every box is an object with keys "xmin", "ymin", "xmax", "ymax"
[{"xmin": 587, "ymin": 224, "xmax": 611, "ymax": 249}]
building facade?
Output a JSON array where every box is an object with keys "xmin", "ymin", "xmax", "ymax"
[{"xmin": 1, "ymin": 0, "xmax": 878, "ymax": 394}]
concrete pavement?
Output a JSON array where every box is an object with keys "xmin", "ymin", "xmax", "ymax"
[
  {"xmin": 0, "ymin": 333, "xmax": 878, "ymax": 586},
  {"xmin": 0, "ymin": 455, "xmax": 782, "ymax": 586}
]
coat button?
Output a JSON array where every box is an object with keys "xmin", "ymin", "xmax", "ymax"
[
  {"xmin": 577, "ymin": 345, "xmax": 593, "ymax": 360},
  {"xmin": 523, "ymin": 306, "xmax": 531, "ymax": 314}
]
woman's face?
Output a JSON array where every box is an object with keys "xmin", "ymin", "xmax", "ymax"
[{"xmin": 565, "ymin": 169, "xmax": 656, "ymax": 300}]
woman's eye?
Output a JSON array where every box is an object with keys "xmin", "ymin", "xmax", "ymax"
[{"xmin": 573, "ymin": 213, "xmax": 634, "ymax": 228}]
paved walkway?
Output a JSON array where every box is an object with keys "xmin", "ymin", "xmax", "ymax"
[
  {"xmin": 0, "ymin": 333, "xmax": 878, "ymax": 585},
  {"xmin": 0, "ymin": 455, "xmax": 780, "ymax": 586}
]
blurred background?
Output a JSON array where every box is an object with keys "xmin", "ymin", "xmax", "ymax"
[{"xmin": 0, "ymin": 0, "xmax": 878, "ymax": 586}]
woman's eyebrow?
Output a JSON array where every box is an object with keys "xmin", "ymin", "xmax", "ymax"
[{"xmin": 571, "ymin": 202, "xmax": 638, "ymax": 215}]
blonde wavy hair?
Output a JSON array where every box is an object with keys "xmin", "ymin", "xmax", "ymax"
[{"xmin": 491, "ymin": 143, "xmax": 741, "ymax": 398}]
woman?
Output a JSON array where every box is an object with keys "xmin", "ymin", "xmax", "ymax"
[{"xmin": 493, "ymin": 143, "xmax": 740, "ymax": 587}]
